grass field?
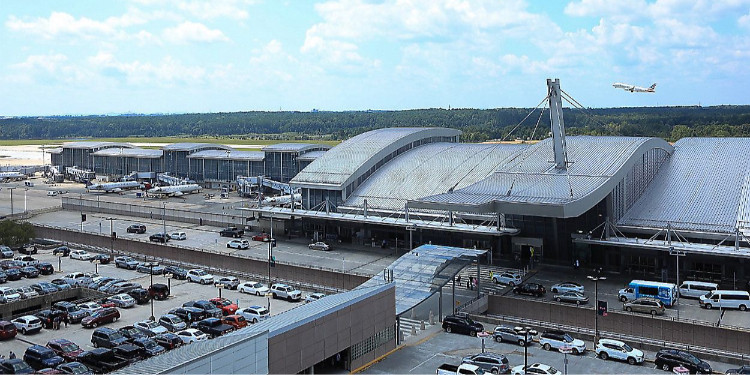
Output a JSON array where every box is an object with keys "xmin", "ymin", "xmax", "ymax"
[{"xmin": 0, "ymin": 137, "xmax": 341, "ymax": 147}]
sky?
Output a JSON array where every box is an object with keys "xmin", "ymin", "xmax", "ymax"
[{"xmin": 2, "ymin": 0, "xmax": 750, "ymax": 116}]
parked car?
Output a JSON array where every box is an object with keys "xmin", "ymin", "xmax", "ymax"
[
  {"xmin": 513, "ymin": 283, "xmax": 546, "ymax": 297},
  {"xmin": 119, "ymin": 325, "xmax": 151, "ymax": 340},
  {"xmin": 270, "ymin": 283, "xmax": 302, "ymax": 301},
  {"xmin": 90, "ymin": 327, "xmax": 129, "ymax": 349},
  {"xmin": 623, "ymin": 297, "xmax": 666, "ymax": 315},
  {"xmin": 169, "ymin": 307, "xmax": 207, "ymax": 323},
  {"xmin": 132, "ymin": 337, "xmax": 166, "ymax": 357},
  {"xmin": 134, "ymin": 320, "xmax": 169, "ymax": 336},
  {"xmin": 16, "ymin": 243, "xmax": 38, "ymax": 255},
  {"xmin": 492, "ymin": 272, "xmax": 522, "ymax": 286},
  {"xmin": 19, "ymin": 266, "xmax": 39, "ymax": 278},
  {"xmin": 107, "ymin": 282, "xmax": 143, "ymax": 294},
  {"xmin": 187, "ymin": 269, "xmax": 215, "ymax": 284},
  {"xmin": 222, "ymin": 314, "xmax": 248, "ymax": 329},
  {"xmin": 112, "ymin": 343, "xmax": 145, "ymax": 364},
  {"xmin": 128, "ymin": 288, "xmax": 151, "ymax": 304},
  {"xmin": 308, "ymin": 242, "xmax": 330, "ymax": 251},
  {"xmin": 726, "ymin": 365, "xmax": 750, "ymax": 374},
  {"xmin": 149, "ymin": 233, "xmax": 170, "ymax": 243},
  {"xmin": 226, "ymin": 239, "xmax": 250, "ymax": 249},
  {"xmin": 595, "ymin": 338, "xmax": 644, "ymax": 365},
  {"xmin": 238, "ymin": 305, "xmax": 270, "ymax": 324},
  {"xmin": 56, "ymin": 362, "xmax": 91, "ymax": 374},
  {"xmin": 12, "ymin": 315, "xmax": 43, "ymax": 334},
  {"xmin": 0, "ymin": 270, "xmax": 7, "ymax": 283},
  {"xmin": 553, "ymin": 291, "xmax": 589, "ymax": 305},
  {"xmin": 214, "ymin": 276, "xmax": 240, "ymax": 290},
  {"xmin": 16, "ymin": 286, "xmax": 40, "ymax": 299},
  {"xmin": 158, "ymin": 314, "xmax": 187, "ymax": 332},
  {"xmin": 46, "ymin": 338, "xmax": 84, "ymax": 362},
  {"xmin": 153, "ymin": 332, "xmax": 183, "ymax": 350},
  {"xmin": 511, "ymin": 363, "xmax": 562, "ymax": 375},
  {"xmin": 176, "ymin": 328, "xmax": 209, "ymax": 344},
  {"xmin": 169, "ymin": 232, "xmax": 187, "ymax": 240},
  {"xmin": 305, "ymin": 293, "xmax": 326, "ymax": 303},
  {"xmin": 462, "ymin": 352, "xmax": 510, "ymax": 374},
  {"xmin": 4, "ymin": 268, "xmax": 22, "ymax": 281},
  {"xmin": 106, "ymin": 294, "xmax": 136, "ymax": 308},
  {"xmin": 0, "ymin": 245, "xmax": 13, "ymax": 258},
  {"xmin": 88, "ymin": 277, "xmax": 115, "ymax": 290},
  {"xmin": 53, "ymin": 301, "xmax": 89, "ymax": 323},
  {"xmin": 23, "ymin": 345, "xmax": 65, "ymax": 370},
  {"xmin": 539, "ymin": 330, "xmax": 586, "ymax": 355},
  {"xmin": 251, "ymin": 233, "xmax": 271, "ymax": 242},
  {"xmin": 77, "ymin": 302, "xmax": 102, "ymax": 315},
  {"xmin": 62, "ymin": 272, "xmax": 94, "ymax": 287},
  {"xmin": 126, "ymin": 224, "xmax": 146, "ymax": 234},
  {"xmin": 69, "ymin": 250, "xmax": 94, "ymax": 261},
  {"xmin": 0, "ymin": 358, "xmax": 35, "ymax": 374},
  {"xmin": 239, "ymin": 281, "xmax": 269, "ymax": 296},
  {"xmin": 0, "ymin": 320, "xmax": 18, "ymax": 339},
  {"xmin": 52, "ymin": 246, "xmax": 70, "ymax": 256},
  {"xmin": 76, "ymin": 348, "xmax": 128, "ymax": 373},
  {"xmin": 219, "ymin": 227, "xmax": 244, "ymax": 238},
  {"xmin": 550, "ymin": 282, "xmax": 584, "ymax": 294},
  {"xmin": 114, "ymin": 256, "xmax": 139, "ymax": 270},
  {"xmin": 654, "ymin": 349, "xmax": 711, "ymax": 373},
  {"xmin": 163, "ymin": 266, "xmax": 187, "ymax": 280},
  {"xmin": 148, "ymin": 283, "xmax": 170, "ymax": 300},
  {"xmin": 209, "ymin": 297, "xmax": 239, "ymax": 315},
  {"xmin": 34, "ymin": 262, "xmax": 54, "ymax": 275},
  {"xmin": 14, "ymin": 255, "xmax": 39, "ymax": 267},
  {"xmin": 81, "ymin": 307, "xmax": 120, "ymax": 328},
  {"xmin": 183, "ymin": 300, "xmax": 223, "ymax": 318},
  {"xmin": 442, "ymin": 314, "xmax": 484, "ymax": 337},
  {"xmin": 136, "ymin": 264, "xmax": 166, "ymax": 274},
  {"xmin": 190, "ymin": 317, "xmax": 235, "ymax": 338},
  {"xmin": 35, "ymin": 309, "xmax": 66, "ymax": 329},
  {"xmin": 31, "ymin": 282, "xmax": 59, "ymax": 294},
  {"xmin": 493, "ymin": 325, "xmax": 536, "ymax": 347},
  {"xmin": 90, "ymin": 254, "xmax": 110, "ymax": 264}
]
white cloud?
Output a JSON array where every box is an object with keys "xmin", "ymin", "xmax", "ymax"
[
  {"xmin": 163, "ymin": 21, "xmax": 229, "ymax": 44},
  {"xmin": 739, "ymin": 11, "xmax": 750, "ymax": 28},
  {"xmin": 88, "ymin": 52, "xmax": 207, "ymax": 86},
  {"xmin": 177, "ymin": 0, "xmax": 252, "ymax": 20},
  {"xmin": 6, "ymin": 12, "xmax": 118, "ymax": 40}
]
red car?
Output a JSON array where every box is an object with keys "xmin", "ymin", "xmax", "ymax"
[
  {"xmin": 47, "ymin": 339, "xmax": 83, "ymax": 362},
  {"xmin": 251, "ymin": 233, "xmax": 270, "ymax": 242},
  {"xmin": 209, "ymin": 297, "xmax": 238, "ymax": 315},
  {"xmin": 0, "ymin": 320, "xmax": 17, "ymax": 340},
  {"xmin": 221, "ymin": 315, "xmax": 248, "ymax": 330}
]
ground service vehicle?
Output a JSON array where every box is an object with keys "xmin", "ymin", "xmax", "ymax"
[
  {"xmin": 436, "ymin": 363, "xmax": 484, "ymax": 375},
  {"xmin": 618, "ymin": 280, "xmax": 678, "ymax": 307}
]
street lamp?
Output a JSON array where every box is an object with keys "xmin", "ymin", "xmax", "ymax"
[
  {"xmin": 587, "ymin": 269, "xmax": 607, "ymax": 344},
  {"xmin": 162, "ymin": 202, "xmax": 167, "ymax": 239},
  {"xmin": 144, "ymin": 261, "xmax": 159, "ymax": 320},
  {"xmin": 106, "ymin": 217, "xmax": 116, "ymax": 260},
  {"xmin": 517, "ymin": 326, "xmax": 535, "ymax": 371},
  {"xmin": 8, "ymin": 187, "xmax": 15, "ymax": 217},
  {"xmin": 669, "ymin": 247, "xmax": 686, "ymax": 287}
]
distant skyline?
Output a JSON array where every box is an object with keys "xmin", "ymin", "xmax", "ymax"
[{"xmin": 2, "ymin": 0, "xmax": 750, "ymax": 116}]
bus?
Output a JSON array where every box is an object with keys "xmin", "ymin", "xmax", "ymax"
[{"xmin": 618, "ymin": 280, "xmax": 679, "ymax": 307}]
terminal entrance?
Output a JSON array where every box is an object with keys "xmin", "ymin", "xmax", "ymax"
[{"xmin": 512, "ymin": 237, "xmax": 543, "ymax": 268}]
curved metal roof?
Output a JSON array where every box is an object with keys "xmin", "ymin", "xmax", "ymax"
[
  {"xmin": 92, "ymin": 148, "xmax": 163, "ymax": 158},
  {"xmin": 297, "ymin": 150, "xmax": 327, "ymax": 161},
  {"xmin": 62, "ymin": 141, "xmax": 135, "ymax": 150},
  {"xmin": 346, "ymin": 142, "xmax": 527, "ymax": 210},
  {"xmin": 187, "ymin": 149, "xmax": 265, "ymax": 161},
  {"xmin": 261, "ymin": 143, "xmax": 330, "ymax": 152},
  {"xmin": 618, "ymin": 137, "xmax": 750, "ymax": 234},
  {"xmin": 161, "ymin": 143, "xmax": 233, "ymax": 152},
  {"xmin": 413, "ymin": 136, "xmax": 673, "ymax": 218},
  {"xmin": 292, "ymin": 127, "xmax": 460, "ymax": 189}
]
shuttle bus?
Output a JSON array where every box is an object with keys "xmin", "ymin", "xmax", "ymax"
[{"xmin": 618, "ymin": 280, "xmax": 679, "ymax": 307}]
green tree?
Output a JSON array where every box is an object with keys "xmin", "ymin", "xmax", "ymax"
[{"xmin": 0, "ymin": 220, "xmax": 35, "ymax": 246}]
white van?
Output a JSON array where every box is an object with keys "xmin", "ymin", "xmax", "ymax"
[
  {"xmin": 46, "ymin": 191, "xmax": 58, "ymax": 197},
  {"xmin": 699, "ymin": 290, "xmax": 750, "ymax": 310},
  {"xmin": 679, "ymin": 281, "xmax": 718, "ymax": 299}
]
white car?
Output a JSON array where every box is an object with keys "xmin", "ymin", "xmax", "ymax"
[
  {"xmin": 227, "ymin": 239, "xmax": 250, "ymax": 249},
  {"xmin": 595, "ymin": 339, "xmax": 644, "ymax": 365},
  {"xmin": 239, "ymin": 281, "xmax": 269, "ymax": 296},
  {"xmin": 107, "ymin": 293, "xmax": 136, "ymax": 308},
  {"xmin": 78, "ymin": 301, "xmax": 103, "ymax": 314},
  {"xmin": 177, "ymin": 328, "xmax": 209, "ymax": 344},
  {"xmin": 270, "ymin": 283, "xmax": 302, "ymax": 301},
  {"xmin": 63, "ymin": 272, "xmax": 94, "ymax": 287},
  {"xmin": 170, "ymin": 232, "xmax": 187, "ymax": 240},
  {"xmin": 550, "ymin": 282, "xmax": 584, "ymax": 294},
  {"xmin": 0, "ymin": 287, "xmax": 21, "ymax": 303},
  {"xmin": 16, "ymin": 286, "xmax": 39, "ymax": 299},
  {"xmin": 187, "ymin": 269, "xmax": 215, "ymax": 284},
  {"xmin": 305, "ymin": 293, "xmax": 326, "ymax": 303},
  {"xmin": 134, "ymin": 319, "xmax": 169, "ymax": 336},
  {"xmin": 70, "ymin": 250, "xmax": 94, "ymax": 260},
  {"xmin": 511, "ymin": 363, "xmax": 562, "ymax": 375},
  {"xmin": 238, "ymin": 305, "xmax": 270, "ymax": 324},
  {"xmin": 492, "ymin": 272, "xmax": 522, "ymax": 286},
  {"xmin": 12, "ymin": 315, "xmax": 43, "ymax": 334}
]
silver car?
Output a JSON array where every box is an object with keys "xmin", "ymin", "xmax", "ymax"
[
  {"xmin": 623, "ymin": 297, "xmax": 665, "ymax": 315},
  {"xmin": 553, "ymin": 291, "xmax": 589, "ymax": 305},
  {"xmin": 550, "ymin": 282, "xmax": 584, "ymax": 294}
]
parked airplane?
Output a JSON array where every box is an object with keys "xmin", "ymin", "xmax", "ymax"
[
  {"xmin": 147, "ymin": 184, "xmax": 201, "ymax": 197},
  {"xmin": 262, "ymin": 193, "xmax": 302, "ymax": 207},
  {"xmin": 0, "ymin": 171, "xmax": 27, "ymax": 181},
  {"xmin": 612, "ymin": 82, "xmax": 656, "ymax": 93},
  {"xmin": 86, "ymin": 180, "xmax": 142, "ymax": 193}
]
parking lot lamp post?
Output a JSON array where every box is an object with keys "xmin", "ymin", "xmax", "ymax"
[
  {"xmin": 8, "ymin": 187, "xmax": 15, "ymax": 216},
  {"xmin": 24, "ymin": 188, "xmax": 28, "ymax": 215},
  {"xmin": 587, "ymin": 270, "xmax": 606, "ymax": 344},
  {"xmin": 106, "ymin": 218, "xmax": 116, "ymax": 260},
  {"xmin": 519, "ymin": 327, "xmax": 532, "ymax": 371},
  {"xmin": 162, "ymin": 202, "xmax": 166, "ymax": 239},
  {"xmin": 145, "ymin": 261, "xmax": 158, "ymax": 320}
]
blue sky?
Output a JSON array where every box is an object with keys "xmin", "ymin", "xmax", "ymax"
[{"xmin": 2, "ymin": 0, "xmax": 750, "ymax": 116}]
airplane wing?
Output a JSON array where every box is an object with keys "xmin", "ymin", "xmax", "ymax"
[
  {"xmin": 173, "ymin": 191, "xmax": 184, "ymax": 196},
  {"xmin": 113, "ymin": 188, "xmax": 122, "ymax": 193}
]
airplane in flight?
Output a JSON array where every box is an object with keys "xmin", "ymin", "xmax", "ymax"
[
  {"xmin": 0, "ymin": 171, "xmax": 27, "ymax": 181},
  {"xmin": 86, "ymin": 180, "xmax": 142, "ymax": 193},
  {"xmin": 147, "ymin": 184, "xmax": 201, "ymax": 197},
  {"xmin": 612, "ymin": 82, "xmax": 657, "ymax": 93}
]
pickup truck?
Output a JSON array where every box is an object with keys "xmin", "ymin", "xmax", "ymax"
[
  {"xmin": 436, "ymin": 363, "xmax": 483, "ymax": 375},
  {"xmin": 220, "ymin": 227, "xmax": 244, "ymax": 238},
  {"xmin": 190, "ymin": 317, "xmax": 235, "ymax": 338},
  {"xmin": 77, "ymin": 348, "xmax": 129, "ymax": 373}
]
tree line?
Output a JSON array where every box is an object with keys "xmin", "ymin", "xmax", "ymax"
[{"xmin": 2, "ymin": 105, "xmax": 750, "ymax": 142}]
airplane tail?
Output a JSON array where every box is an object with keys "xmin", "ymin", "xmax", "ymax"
[{"xmin": 649, "ymin": 83, "xmax": 657, "ymax": 90}]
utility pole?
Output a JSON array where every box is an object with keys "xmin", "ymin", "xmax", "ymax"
[{"xmin": 588, "ymin": 269, "xmax": 606, "ymax": 344}]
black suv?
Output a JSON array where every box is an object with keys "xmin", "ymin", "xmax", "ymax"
[
  {"xmin": 52, "ymin": 246, "xmax": 70, "ymax": 256},
  {"xmin": 128, "ymin": 288, "xmax": 151, "ymax": 304},
  {"xmin": 126, "ymin": 224, "xmax": 146, "ymax": 234},
  {"xmin": 220, "ymin": 227, "xmax": 244, "ymax": 238},
  {"xmin": 91, "ymin": 327, "xmax": 130, "ymax": 349},
  {"xmin": 442, "ymin": 314, "xmax": 484, "ymax": 337},
  {"xmin": 149, "ymin": 233, "xmax": 170, "ymax": 243},
  {"xmin": 512, "ymin": 283, "xmax": 547, "ymax": 297},
  {"xmin": 34, "ymin": 262, "xmax": 54, "ymax": 275},
  {"xmin": 53, "ymin": 301, "xmax": 89, "ymax": 323},
  {"xmin": 654, "ymin": 349, "xmax": 711, "ymax": 373},
  {"xmin": 183, "ymin": 300, "xmax": 223, "ymax": 318},
  {"xmin": 23, "ymin": 344, "xmax": 65, "ymax": 370},
  {"xmin": 149, "ymin": 283, "xmax": 170, "ymax": 300},
  {"xmin": 164, "ymin": 266, "xmax": 187, "ymax": 280}
]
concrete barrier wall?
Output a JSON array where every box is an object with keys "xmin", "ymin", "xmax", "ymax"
[
  {"xmin": 487, "ymin": 295, "xmax": 750, "ymax": 355},
  {"xmin": 34, "ymin": 226, "xmax": 369, "ymax": 291},
  {"xmin": 0, "ymin": 288, "xmax": 106, "ymax": 320}
]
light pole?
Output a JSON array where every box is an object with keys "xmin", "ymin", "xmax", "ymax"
[
  {"xmin": 145, "ymin": 261, "xmax": 159, "ymax": 320},
  {"xmin": 162, "ymin": 202, "xmax": 167, "ymax": 239},
  {"xmin": 106, "ymin": 217, "xmax": 116, "ymax": 260},
  {"xmin": 587, "ymin": 269, "xmax": 606, "ymax": 344},
  {"xmin": 24, "ymin": 188, "xmax": 28, "ymax": 215},
  {"xmin": 8, "ymin": 187, "xmax": 15, "ymax": 217},
  {"xmin": 518, "ymin": 326, "xmax": 534, "ymax": 371},
  {"xmin": 669, "ymin": 247, "xmax": 686, "ymax": 287}
]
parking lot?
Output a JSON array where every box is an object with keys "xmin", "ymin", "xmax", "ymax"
[{"xmin": 1, "ymin": 248, "xmax": 323, "ymax": 359}]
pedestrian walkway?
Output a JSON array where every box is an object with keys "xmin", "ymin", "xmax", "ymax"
[
  {"xmin": 398, "ymin": 317, "xmax": 433, "ymax": 341},
  {"xmin": 452, "ymin": 264, "xmax": 526, "ymax": 295}
]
